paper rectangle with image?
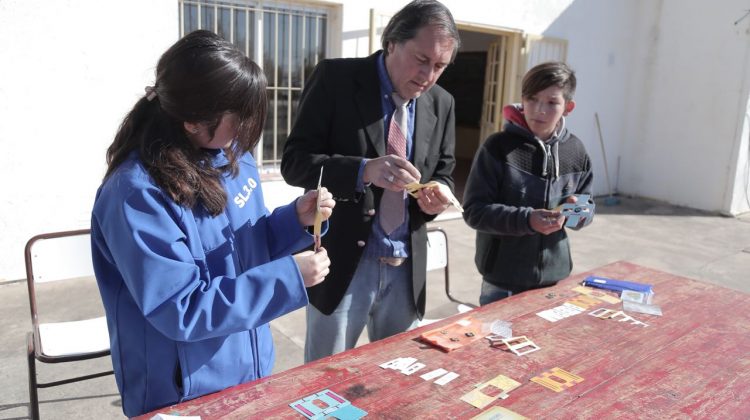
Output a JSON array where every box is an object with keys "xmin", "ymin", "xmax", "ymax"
[{"xmin": 537, "ymin": 302, "xmax": 584, "ymax": 322}]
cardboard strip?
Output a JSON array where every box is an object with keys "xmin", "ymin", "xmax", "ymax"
[
  {"xmin": 566, "ymin": 294, "xmax": 602, "ymax": 310},
  {"xmin": 588, "ymin": 308, "xmax": 649, "ymax": 327},
  {"xmin": 493, "ymin": 336, "xmax": 541, "ymax": 356},
  {"xmin": 404, "ymin": 181, "xmax": 464, "ymax": 212},
  {"xmin": 313, "ymin": 166, "xmax": 324, "ymax": 252},
  {"xmin": 420, "ymin": 317, "xmax": 486, "ymax": 352},
  {"xmin": 470, "ymin": 406, "xmax": 529, "ymax": 420},
  {"xmin": 531, "ymin": 367, "xmax": 584, "ymax": 392},
  {"xmin": 572, "ymin": 285, "xmax": 621, "ymax": 304},
  {"xmin": 460, "ymin": 374, "xmax": 521, "ymax": 409}
]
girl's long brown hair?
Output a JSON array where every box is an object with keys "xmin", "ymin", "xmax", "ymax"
[{"xmin": 105, "ymin": 30, "xmax": 267, "ymax": 216}]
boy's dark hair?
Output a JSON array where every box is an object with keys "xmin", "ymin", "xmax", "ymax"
[
  {"xmin": 522, "ymin": 61, "xmax": 577, "ymax": 101},
  {"xmin": 381, "ymin": 0, "xmax": 461, "ymax": 62},
  {"xmin": 105, "ymin": 30, "xmax": 268, "ymax": 216}
]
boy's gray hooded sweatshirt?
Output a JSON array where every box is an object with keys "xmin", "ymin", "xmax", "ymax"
[{"xmin": 462, "ymin": 104, "xmax": 594, "ymax": 293}]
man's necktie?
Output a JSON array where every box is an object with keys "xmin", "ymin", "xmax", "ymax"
[{"xmin": 379, "ymin": 93, "xmax": 409, "ymax": 235}]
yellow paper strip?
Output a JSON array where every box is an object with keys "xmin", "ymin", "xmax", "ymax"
[
  {"xmin": 460, "ymin": 374, "xmax": 521, "ymax": 409},
  {"xmin": 572, "ymin": 285, "xmax": 621, "ymax": 304},
  {"xmin": 531, "ymin": 367, "xmax": 584, "ymax": 392}
]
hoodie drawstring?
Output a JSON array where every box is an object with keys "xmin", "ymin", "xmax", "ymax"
[
  {"xmin": 536, "ymin": 138, "xmax": 549, "ymax": 177},
  {"xmin": 553, "ymin": 141, "xmax": 560, "ymax": 179},
  {"xmin": 535, "ymin": 139, "xmax": 560, "ymax": 179}
]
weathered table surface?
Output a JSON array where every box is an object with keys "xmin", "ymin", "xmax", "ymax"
[{"xmin": 137, "ymin": 261, "xmax": 750, "ymax": 419}]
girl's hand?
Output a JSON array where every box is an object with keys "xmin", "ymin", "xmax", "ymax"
[
  {"xmin": 296, "ymin": 187, "xmax": 335, "ymax": 226},
  {"xmin": 293, "ymin": 248, "xmax": 330, "ymax": 287}
]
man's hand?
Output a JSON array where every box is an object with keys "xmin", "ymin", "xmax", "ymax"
[
  {"xmin": 416, "ymin": 183, "xmax": 451, "ymax": 215},
  {"xmin": 293, "ymin": 248, "xmax": 330, "ymax": 287},
  {"xmin": 296, "ymin": 187, "xmax": 335, "ymax": 226},
  {"xmin": 363, "ymin": 155, "xmax": 421, "ymax": 192},
  {"xmin": 529, "ymin": 209, "xmax": 564, "ymax": 235}
]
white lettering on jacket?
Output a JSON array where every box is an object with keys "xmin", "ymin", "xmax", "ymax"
[{"xmin": 233, "ymin": 177, "xmax": 258, "ymax": 208}]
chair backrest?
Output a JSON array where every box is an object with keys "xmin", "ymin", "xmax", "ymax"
[
  {"xmin": 425, "ymin": 226, "xmax": 476, "ymax": 310},
  {"xmin": 24, "ymin": 229, "xmax": 96, "ymax": 329},
  {"xmin": 26, "ymin": 230, "xmax": 94, "ymax": 283},
  {"xmin": 24, "ymin": 230, "xmax": 114, "ymax": 420},
  {"xmin": 426, "ymin": 228, "xmax": 448, "ymax": 271}
]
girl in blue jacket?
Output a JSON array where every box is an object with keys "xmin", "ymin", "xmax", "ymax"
[{"xmin": 91, "ymin": 30, "xmax": 334, "ymax": 417}]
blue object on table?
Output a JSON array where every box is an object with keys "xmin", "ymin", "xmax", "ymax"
[
  {"xmin": 582, "ymin": 275, "xmax": 653, "ymax": 294},
  {"xmin": 559, "ymin": 194, "xmax": 595, "ymax": 228},
  {"xmin": 289, "ymin": 388, "xmax": 367, "ymax": 420}
]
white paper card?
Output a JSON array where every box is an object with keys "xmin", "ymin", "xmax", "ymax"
[
  {"xmin": 536, "ymin": 309, "xmax": 563, "ymax": 322},
  {"xmin": 434, "ymin": 371, "xmax": 460, "ymax": 386},
  {"xmin": 379, "ymin": 358, "xmax": 402, "ymax": 369},
  {"xmin": 420, "ymin": 368, "xmax": 448, "ymax": 381},
  {"xmin": 537, "ymin": 303, "xmax": 584, "ymax": 322},
  {"xmin": 401, "ymin": 362, "xmax": 426, "ymax": 375},
  {"xmin": 379, "ymin": 357, "xmax": 417, "ymax": 370}
]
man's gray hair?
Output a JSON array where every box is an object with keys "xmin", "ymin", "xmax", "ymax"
[{"xmin": 381, "ymin": 0, "xmax": 461, "ymax": 62}]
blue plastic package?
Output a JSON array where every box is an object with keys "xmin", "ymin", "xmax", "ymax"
[{"xmin": 582, "ymin": 275, "xmax": 653, "ymax": 294}]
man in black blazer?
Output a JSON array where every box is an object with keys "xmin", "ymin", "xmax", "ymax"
[{"xmin": 281, "ymin": 0, "xmax": 460, "ymax": 362}]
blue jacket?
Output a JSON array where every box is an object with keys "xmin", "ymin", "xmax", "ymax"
[{"xmin": 91, "ymin": 150, "xmax": 312, "ymax": 417}]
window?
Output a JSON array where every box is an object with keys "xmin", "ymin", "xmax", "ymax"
[{"xmin": 179, "ymin": 0, "xmax": 329, "ymax": 172}]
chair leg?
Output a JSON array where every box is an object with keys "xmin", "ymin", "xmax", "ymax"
[{"xmin": 27, "ymin": 333, "xmax": 40, "ymax": 420}]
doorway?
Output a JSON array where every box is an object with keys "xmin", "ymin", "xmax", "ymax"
[{"xmin": 437, "ymin": 29, "xmax": 514, "ymax": 200}]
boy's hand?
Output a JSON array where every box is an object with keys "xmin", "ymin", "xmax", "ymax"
[
  {"xmin": 529, "ymin": 209, "xmax": 565, "ymax": 235},
  {"xmin": 293, "ymin": 248, "xmax": 330, "ymax": 287}
]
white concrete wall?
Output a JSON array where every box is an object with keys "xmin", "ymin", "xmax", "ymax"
[
  {"xmin": 537, "ymin": 0, "xmax": 638, "ymax": 201},
  {"xmin": 617, "ymin": 0, "xmax": 750, "ymax": 214},
  {"xmin": 730, "ymin": 98, "xmax": 750, "ymax": 214},
  {"xmin": 3, "ymin": 0, "xmax": 750, "ymax": 281},
  {"xmin": 352, "ymin": 0, "xmax": 750, "ymax": 215},
  {"xmin": 334, "ymin": 0, "xmax": 633, "ymax": 199},
  {"xmin": 0, "ymin": 0, "xmax": 178, "ymax": 281}
]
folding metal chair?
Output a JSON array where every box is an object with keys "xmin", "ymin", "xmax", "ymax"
[
  {"xmin": 24, "ymin": 229, "xmax": 113, "ymax": 420},
  {"xmin": 418, "ymin": 227, "xmax": 477, "ymax": 327}
]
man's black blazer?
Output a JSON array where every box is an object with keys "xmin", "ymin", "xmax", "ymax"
[{"xmin": 281, "ymin": 51, "xmax": 456, "ymax": 318}]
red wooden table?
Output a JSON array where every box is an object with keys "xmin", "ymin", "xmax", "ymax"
[{"xmin": 137, "ymin": 261, "xmax": 750, "ymax": 419}]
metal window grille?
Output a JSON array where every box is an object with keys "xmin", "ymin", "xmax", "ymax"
[{"xmin": 179, "ymin": 0, "xmax": 328, "ymax": 172}]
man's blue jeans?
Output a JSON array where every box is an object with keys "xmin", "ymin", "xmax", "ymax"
[{"xmin": 304, "ymin": 255, "xmax": 419, "ymax": 363}]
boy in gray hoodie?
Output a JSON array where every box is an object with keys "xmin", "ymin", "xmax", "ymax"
[{"xmin": 463, "ymin": 61, "xmax": 594, "ymax": 305}]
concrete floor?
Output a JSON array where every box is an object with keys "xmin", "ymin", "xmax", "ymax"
[{"xmin": 1, "ymin": 195, "xmax": 749, "ymax": 419}]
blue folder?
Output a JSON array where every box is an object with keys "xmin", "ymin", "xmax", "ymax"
[{"xmin": 582, "ymin": 275, "xmax": 653, "ymax": 294}]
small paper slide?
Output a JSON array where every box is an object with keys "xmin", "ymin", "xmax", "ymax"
[
  {"xmin": 434, "ymin": 371, "xmax": 460, "ymax": 385},
  {"xmin": 420, "ymin": 368, "xmax": 449, "ymax": 381}
]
